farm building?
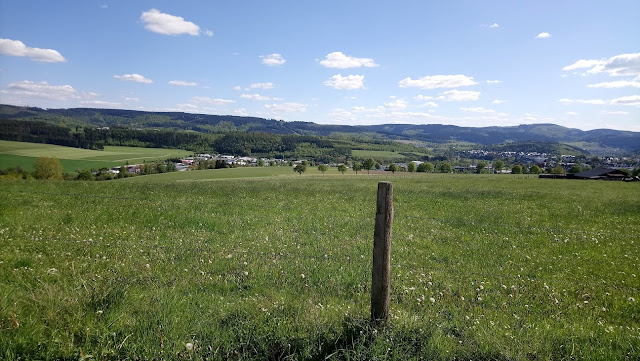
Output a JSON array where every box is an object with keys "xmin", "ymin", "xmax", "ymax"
[{"xmin": 569, "ymin": 168, "xmax": 632, "ymax": 181}]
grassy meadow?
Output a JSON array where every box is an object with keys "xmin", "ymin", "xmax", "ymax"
[
  {"xmin": 0, "ymin": 140, "xmax": 191, "ymax": 173},
  {"xmin": 0, "ymin": 170, "xmax": 639, "ymax": 360}
]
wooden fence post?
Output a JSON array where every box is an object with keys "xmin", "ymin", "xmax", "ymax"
[{"xmin": 371, "ymin": 181, "xmax": 393, "ymax": 321}]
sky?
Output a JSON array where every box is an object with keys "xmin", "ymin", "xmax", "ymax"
[{"xmin": 0, "ymin": 1, "xmax": 638, "ymax": 131}]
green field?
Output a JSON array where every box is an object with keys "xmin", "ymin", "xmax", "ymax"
[
  {"xmin": 0, "ymin": 140, "xmax": 191, "ymax": 173},
  {"xmin": 1, "ymin": 171, "xmax": 639, "ymax": 360}
]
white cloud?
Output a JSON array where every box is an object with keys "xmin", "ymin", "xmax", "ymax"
[
  {"xmin": 319, "ymin": 52, "xmax": 378, "ymax": 69},
  {"xmin": 234, "ymin": 108, "xmax": 249, "ymax": 116},
  {"xmin": 0, "ymin": 38, "xmax": 66, "ymax": 63},
  {"xmin": 384, "ymin": 99, "xmax": 407, "ymax": 109},
  {"xmin": 559, "ymin": 98, "xmax": 606, "ymax": 105},
  {"xmin": 601, "ymin": 110, "xmax": 629, "ymax": 115},
  {"xmin": 536, "ymin": 32, "xmax": 551, "ymax": 39},
  {"xmin": 486, "ymin": 80, "xmax": 502, "ymax": 84},
  {"xmin": 324, "ymin": 74, "xmax": 365, "ymax": 90},
  {"xmin": 140, "ymin": 9, "xmax": 201, "ymax": 36},
  {"xmin": 233, "ymin": 86, "xmax": 242, "ymax": 91},
  {"xmin": 168, "ymin": 80, "xmax": 197, "ymax": 86},
  {"xmin": 260, "ymin": 53, "xmax": 286, "ymax": 66},
  {"xmin": 559, "ymin": 96, "xmax": 640, "ymax": 106},
  {"xmin": 565, "ymin": 111, "xmax": 579, "ymax": 116},
  {"xmin": 421, "ymin": 102, "xmax": 439, "ymax": 108},
  {"xmin": 563, "ymin": 53, "xmax": 640, "ymax": 76},
  {"xmin": 5, "ymin": 80, "xmax": 76, "ymax": 100},
  {"xmin": 587, "ymin": 80, "xmax": 640, "ymax": 88},
  {"xmin": 249, "ymin": 82, "xmax": 274, "ymax": 90},
  {"xmin": 461, "ymin": 107, "xmax": 495, "ymax": 113},
  {"xmin": 114, "ymin": 74, "xmax": 153, "ymax": 83},
  {"xmin": 241, "ymin": 93, "xmax": 271, "ymax": 101},
  {"xmin": 265, "ymin": 102, "xmax": 306, "ymax": 113},
  {"xmin": 492, "ymin": 99, "xmax": 507, "ymax": 104},
  {"xmin": 204, "ymin": 30, "xmax": 214, "ymax": 37},
  {"xmin": 398, "ymin": 74, "xmax": 478, "ymax": 89},
  {"xmin": 610, "ymin": 95, "xmax": 640, "ymax": 106},
  {"xmin": 81, "ymin": 100, "xmax": 120, "ymax": 107},
  {"xmin": 489, "ymin": 23, "xmax": 500, "ymax": 28},
  {"xmin": 192, "ymin": 96, "xmax": 235, "ymax": 105},
  {"xmin": 414, "ymin": 95, "xmax": 433, "ymax": 101},
  {"xmin": 562, "ymin": 59, "xmax": 602, "ymax": 71},
  {"xmin": 439, "ymin": 89, "xmax": 480, "ymax": 101},
  {"xmin": 124, "ymin": 97, "xmax": 140, "ymax": 102}
]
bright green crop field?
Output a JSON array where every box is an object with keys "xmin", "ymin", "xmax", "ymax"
[
  {"xmin": 0, "ymin": 140, "xmax": 191, "ymax": 173},
  {"xmin": 0, "ymin": 172, "xmax": 639, "ymax": 360}
]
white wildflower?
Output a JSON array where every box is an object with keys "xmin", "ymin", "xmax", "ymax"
[{"xmin": 185, "ymin": 342, "xmax": 193, "ymax": 350}]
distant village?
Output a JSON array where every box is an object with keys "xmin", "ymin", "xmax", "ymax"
[{"xmin": 105, "ymin": 149, "xmax": 639, "ymax": 181}]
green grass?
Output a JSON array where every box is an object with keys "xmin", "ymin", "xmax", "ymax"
[
  {"xmin": 0, "ymin": 173, "xmax": 638, "ymax": 360},
  {"xmin": 0, "ymin": 140, "xmax": 191, "ymax": 172}
]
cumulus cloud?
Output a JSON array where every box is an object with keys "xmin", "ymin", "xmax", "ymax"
[
  {"xmin": 536, "ymin": 32, "xmax": 551, "ymax": 39},
  {"xmin": 610, "ymin": 95, "xmax": 640, "ymax": 106},
  {"xmin": 559, "ymin": 98, "xmax": 607, "ymax": 105},
  {"xmin": 168, "ymin": 80, "xmax": 197, "ymax": 86},
  {"xmin": 492, "ymin": 99, "xmax": 507, "ymax": 104},
  {"xmin": 587, "ymin": 80, "xmax": 640, "ymax": 88},
  {"xmin": 559, "ymin": 96, "xmax": 640, "ymax": 106},
  {"xmin": 81, "ymin": 100, "xmax": 120, "ymax": 107},
  {"xmin": 563, "ymin": 53, "xmax": 640, "ymax": 76},
  {"xmin": 241, "ymin": 93, "xmax": 271, "ymax": 101},
  {"xmin": 204, "ymin": 30, "xmax": 214, "ymax": 37},
  {"xmin": 248, "ymin": 82, "xmax": 274, "ymax": 90},
  {"xmin": 439, "ymin": 90, "xmax": 480, "ymax": 101},
  {"xmin": 398, "ymin": 74, "xmax": 478, "ymax": 89},
  {"xmin": 486, "ymin": 80, "xmax": 502, "ymax": 84},
  {"xmin": 260, "ymin": 53, "xmax": 286, "ymax": 66},
  {"xmin": 384, "ymin": 99, "xmax": 408, "ymax": 109},
  {"xmin": 265, "ymin": 102, "xmax": 306, "ymax": 113},
  {"xmin": 114, "ymin": 74, "xmax": 153, "ymax": 83},
  {"xmin": 319, "ymin": 52, "xmax": 378, "ymax": 69},
  {"xmin": 324, "ymin": 74, "xmax": 365, "ymax": 90},
  {"xmin": 192, "ymin": 96, "xmax": 235, "ymax": 105},
  {"xmin": 5, "ymin": 80, "xmax": 76, "ymax": 100},
  {"xmin": 461, "ymin": 107, "xmax": 495, "ymax": 113},
  {"xmin": 140, "ymin": 9, "xmax": 201, "ymax": 36},
  {"xmin": 0, "ymin": 38, "xmax": 66, "ymax": 62}
]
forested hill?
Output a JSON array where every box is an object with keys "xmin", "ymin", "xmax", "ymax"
[{"xmin": 1, "ymin": 104, "xmax": 639, "ymax": 155}]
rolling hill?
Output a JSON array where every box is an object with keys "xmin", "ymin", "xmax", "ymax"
[{"xmin": 1, "ymin": 104, "xmax": 639, "ymax": 155}]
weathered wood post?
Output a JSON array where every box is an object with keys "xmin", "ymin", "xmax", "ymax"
[{"xmin": 371, "ymin": 181, "xmax": 393, "ymax": 321}]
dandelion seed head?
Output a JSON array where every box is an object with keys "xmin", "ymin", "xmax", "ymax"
[{"xmin": 185, "ymin": 342, "xmax": 193, "ymax": 350}]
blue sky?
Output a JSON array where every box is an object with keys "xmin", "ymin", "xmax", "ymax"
[{"xmin": 1, "ymin": 1, "xmax": 638, "ymax": 131}]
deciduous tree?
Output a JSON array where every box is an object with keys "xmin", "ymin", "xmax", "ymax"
[
  {"xmin": 439, "ymin": 162, "xmax": 452, "ymax": 173},
  {"xmin": 388, "ymin": 163, "xmax": 399, "ymax": 173},
  {"xmin": 417, "ymin": 162, "xmax": 434, "ymax": 173},
  {"xmin": 511, "ymin": 165, "xmax": 523, "ymax": 174},
  {"xmin": 352, "ymin": 162, "xmax": 362, "ymax": 174},
  {"xmin": 317, "ymin": 164, "xmax": 328, "ymax": 175},
  {"xmin": 337, "ymin": 164, "xmax": 347, "ymax": 175},
  {"xmin": 293, "ymin": 164, "xmax": 306, "ymax": 175},
  {"xmin": 34, "ymin": 157, "xmax": 63, "ymax": 180},
  {"xmin": 407, "ymin": 162, "xmax": 416, "ymax": 172},
  {"xmin": 363, "ymin": 158, "xmax": 375, "ymax": 174}
]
